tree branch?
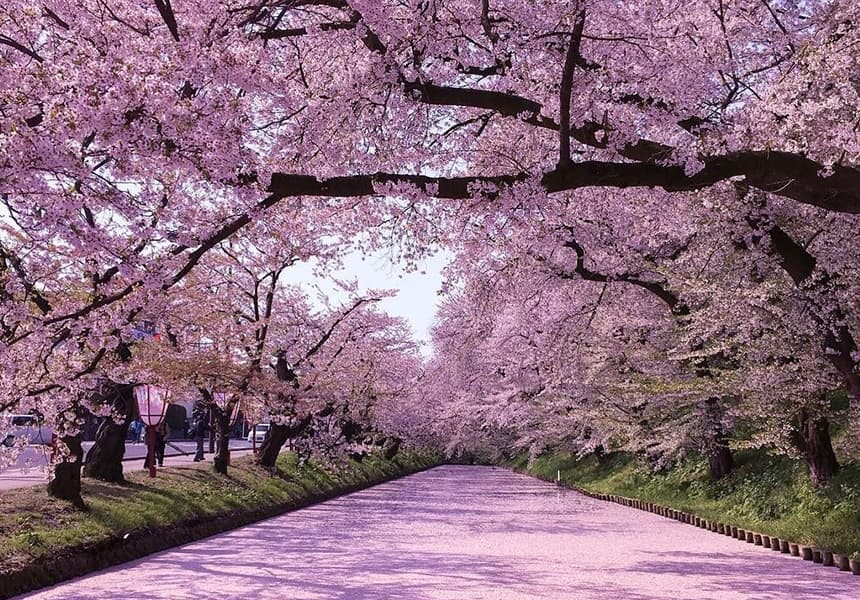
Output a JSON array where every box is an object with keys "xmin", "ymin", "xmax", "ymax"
[
  {"xmin": 297, "ymin": 296, "xmax": 379, "ymax": 365},
  {"xmin": 534, "ymin": 232, "xmax": 688, "ymax": 316},
  {"xmin": 153, "ymin": 0, "xmax": 180, "ymax": 41},
  {"xmin": 558, "ymin": 9, "xmax": 586, "ymax": 168},
  {"xmin": 268, "ymin": 171, "xmax": 524, "ymax": 199},
  {"xmin": 0, "ymin": 35, "xmax": 43, "ymax": 62},
  {"xmin": 268, "ymin": 152, "xmax": 860, "ymax": 214},
  {"xmin": 480, "ymin": 0, "xmax": 499, "ymax": 43}
]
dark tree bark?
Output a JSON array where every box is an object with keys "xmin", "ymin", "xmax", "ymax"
[
  {"xmin": 47, "ymin": 433, "xmax": 87, "ymax": 510},
  {"xmin": 83, "ymin": 383, "xmax": 136, "ymax": 483},
  {"xmin": 212, "ymin": 408, "xmax": 232, "ymax": 475},
  {"xmin": 208, "ymin": 408, "xmax": 216, "ymax": 454},
  {"xmin": 704, "ymin": 398, "xmax": 734, "ymax": 480},
  {"xmin": 257, "ymin": 352, "xmax": 308, "ymax": 469},
  {"xmin": 707, "ymin": 440, "xmax": 734, "ymax": 480},
  {"xmin": 557, "ymin": 9, "xmax": 587, "ymax": 168},
  {"xmin": 267, "ymin": 148, "xmax": 860, "ymax": 215},
  {"xmin": 340, "ymin": 418, "xmax": 364, "ymax": 442},
  {"xmin": 257, "ymin": 423, "xmax": 290, "ymax": 468},
  {"xmin": 744, "ymin": 210, "xmax": 860, "ymax": 422},
  {"xmin": 594, "ymin": 444, "xmax": 611, "ymax": 466},
  {"xmin": 792, "ymin": 404, "xmax": 839, "ymax": 489},
  {"xmin": 382, "ymin": 437, "xmax": 401, "ymax": 460},
  {"xmin": 256, "ymin": 415, "xmax": 312, "ymax": 469}
]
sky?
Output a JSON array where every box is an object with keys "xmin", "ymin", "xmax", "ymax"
[{"xmin": 287, "ymin": 249, "xmax": 451, "ymax": 357}]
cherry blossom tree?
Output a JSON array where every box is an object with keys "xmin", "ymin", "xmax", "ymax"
[
  {"xmin": 425, "ymin": 176, "xmax": 856, "ymax": 486},
  {"xmin": 252, "ymin": 289, "xmax": 420, "ymax": 469},
  {"xmin": 1, "ymin": 0, "xmax": 859, "ymax": 504}
]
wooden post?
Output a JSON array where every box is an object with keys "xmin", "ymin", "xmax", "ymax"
[{"xmin": 146, "ymin": 425, "xmax": 156, "ymax": 478}]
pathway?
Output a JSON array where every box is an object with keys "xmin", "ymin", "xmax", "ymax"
[
  {"xmin": 0, "ymin": 440, "xmax": 254, "ymax": 490},
  {"xmin": 16, "ymin": 465, "xmax": 859, "ymax": 599}
]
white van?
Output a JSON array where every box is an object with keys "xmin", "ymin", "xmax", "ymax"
[
  {"xmin": 246, "ymin": 422, "xmax": 270, "ymax": 443},
  {"xmin": 1, "ymin": 413, "xmax": 54, "ymax": 446}
]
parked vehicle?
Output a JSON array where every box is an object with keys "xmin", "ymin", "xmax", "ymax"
[
  {"xmin": 246, "ymin": 422, "xmax": 270, "ymax": 443},
  {"xmin": 2, "ymin": 413, "xmax": 53, "ymax": 447}
]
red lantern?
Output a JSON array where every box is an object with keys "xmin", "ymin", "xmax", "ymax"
[{"xmin": 134, "ymin": 385, "xmax": 170, "ymax": 477}]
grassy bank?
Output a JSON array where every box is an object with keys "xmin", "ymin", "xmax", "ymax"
[
  {"xmin": 0, "ymin": 450, "xmax": 439, "ymax": 598},
  {"xmin": 512, "ymin": 450, "xmax": 860, "ymax": 557}
]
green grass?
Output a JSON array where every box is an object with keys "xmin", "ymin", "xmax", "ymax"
[
  {"xmin": 0, "ymin": 450, "xmax": 438, "ymax": 576},
  {"xmin": 512, "ymin": 450, "xmax": 860, "ymax": 557}
]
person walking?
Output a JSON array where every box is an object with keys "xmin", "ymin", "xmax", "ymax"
[
  {"xmin": 143, "ymin": 420, "xmax": 168, "ymax": 469},
  {"xmin": 130, "ymin": 419, "xmax": 144, "ymax": 444},
  {"xmin": 193, "ymin": 411, "xmax": 208, "ymax": 462}
]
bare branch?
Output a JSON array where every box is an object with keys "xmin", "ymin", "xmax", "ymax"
[
  {"xmin": 268, "ymin": 152, "xmax": 860, "ymax": 214},
  {"xmin": 153, "ymin": 0, "xmax": 180, "ymax": 41},
  {"xmin": 558, "ymin": 9, "xmax": 586, "ymax": 167},
  {"xmin": 0, "ymin": 35, "xmax": 43, "ymax": 62},
  {"xmin": 480, "ymin": 0, "xmax": 499, "ymax": 43}
]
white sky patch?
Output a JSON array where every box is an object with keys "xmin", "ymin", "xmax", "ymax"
[{"xmin": 287, "ymin": 249, "xmax": 450, "ymax": 357}]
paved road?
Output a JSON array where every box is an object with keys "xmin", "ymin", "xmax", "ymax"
[
  {"xmin": 16, "ymin": 465, "xmax": 859, "ymax": 599},
  {"xmin": 0, "ymin": 439, "xmax": 255, "ymax": 490}
]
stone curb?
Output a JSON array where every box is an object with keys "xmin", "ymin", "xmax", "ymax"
[
  {"xmin": 0, "ymin": 458, "xmax": 440, "ymax": 599},
  {"xmin": 514, "ymin": 467, "xmax": 860, "ymax": 578}
]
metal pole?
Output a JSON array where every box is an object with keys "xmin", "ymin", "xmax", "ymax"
[
  {"xmin": 147, "ymin": 425, "xmax": 157, "ymax": 478},
  {"xmin": 208, "ymin": 408, "xmax": 215, "ymax": 453}
]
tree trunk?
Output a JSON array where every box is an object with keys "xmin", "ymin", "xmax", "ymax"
[
  {"xmin": 382, "ymin": 437, "xmax": 401, "ymax": 460},
  {"xmin": 747, "ymin": 217, "xmax": 860, "ymax": 439},
  {"xmin": 256, "ymin": 415, "xmax": 312, "ymax": 469},
  {"xmin": 704, "ymin": 398, "xmax": 734, "ymax": 480},
  {"xmin": 256, "ymin": 423, "xmax": 291, "ymax": 469},
  {"xmin": 793, "ymin": 405, "xmax": 839, "ymax": 489},
  {"xmin": 83, "ymin": 383, "xmax": 135, "ymax": 483},
  {"xmin": 594, "ymin": 445, "xmax": 610, "ymax": 466},
  {"xmin": 340, "ymin": 419, "xmax": 363, "ymax": 442},
  {"xmin": 48, "ymin": 434, "xmax": 87, "ymax": 510},
  {"xmin": 844, "ymin": 372, "xmax": 860, "ymax": 435},
  {"xmin": 708, "ymin": 444, "xmax": 734, "ymax": 480},
  {"xmin": 212, "ymin": 409, "xmax": 232, "ymax": 475},
  {"xmin": 208, "ymin": 408, "xmax": 216, "ymax": 454},
  {"xmin": 257, "ymin": 354, "xmax": 303, "ymax": 470}
]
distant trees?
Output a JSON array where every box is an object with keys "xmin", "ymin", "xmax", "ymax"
[{"xmin": 423, "ymin": 182, "xmax": 856, "ymax": 487}]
